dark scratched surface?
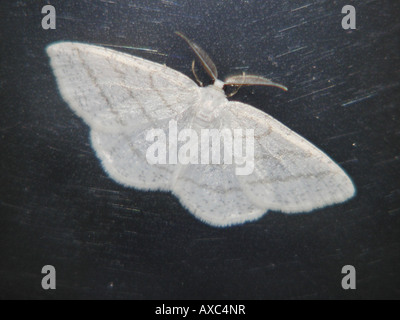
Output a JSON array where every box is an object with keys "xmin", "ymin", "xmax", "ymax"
[{"xmin": 1, "ymin": 0, "xmax": 399, "ymax": 299}]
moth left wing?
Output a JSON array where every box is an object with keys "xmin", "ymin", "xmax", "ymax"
[{"xmin": 224, "ymin": 101, "xmax": 355, "ymax": 213}]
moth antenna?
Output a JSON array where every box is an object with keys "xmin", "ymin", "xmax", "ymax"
[
  {"xmin": 224, "ymin": 74, "xmax": 288, "ymax": 91},
  {"xmin": 175, "ymin": 31, "xmax": 218, "ymax": 81}
]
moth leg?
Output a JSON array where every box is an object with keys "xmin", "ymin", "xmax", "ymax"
[
  {"xmin": 226, "ymin": 72, "xmax": 245, "ymax": 97},
  {"xmin": 191, "ymin": 59, "xmax": 203, "ymax": 87}
]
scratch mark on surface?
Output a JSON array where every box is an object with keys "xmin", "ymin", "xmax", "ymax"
[
  {"xmin": 276, "ymin": 46, "xmax": 308, "ymax": 58},
  {"xmin": 291, "ymin": 4, "xmax": 313, "ymax": 12},
  {"xmin": 99, "ymin": 43, "xmax": 168, "ymax": 57},
  {"xmin": 342, "ymin": 82, "xmax": 400, "ymax": 107},
  {"xmin": 374, "ymin": 156, "xmax": 400, "ymax": 166},
  {"xmin": 1, "ymin": 200, "xmax": 26, "ymax": 211},
  {"xmin": 161, "ymin": 0, "xmax": 181, "ymax": 6},
  {"xmin": 388, "ymin": 208, "xmax": 400, "ymax": 215},
  {"xmin": 111, "ymin": 203, "xmax": 141, "ymax": 212},
  {"xmin": 89, "ymin": 187, "xmax": 121, "ymax": 194},
  {"xmin": 278, "ymin": 21, "xmax": 308, "ymax": 33},
  {"xmin": 287, "ymin": 84, "xmax": 336, "ymax": 103},
  {"xmin": 338, "ymin": 158, "xmax": 359, "ymax": 165},
  {"xmin": 326, "ymin": 131, "xmax": 361, "ymax": 141},
  {"xmin": 341, "ymin": 93, "xmax": 378, "ymax": 107}
]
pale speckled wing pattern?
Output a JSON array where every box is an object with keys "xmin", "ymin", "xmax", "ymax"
[
  {"xmin": 90, "ymin": 124, "xmax": 176, "ymax": 191},
  {"xmin": 47, "ymin": 42, "xmax": 200, "ymax": 133},
  {"xmin": 224, "ymin": 102, "xmax": 355, "ymax": 213},
  {"xmin": 91, "ymin": 114, "xmax": 191, "ymax": 191},
  {"xmin": 172, "ymin": 161, "xmax": 266, "ymax": 227}
]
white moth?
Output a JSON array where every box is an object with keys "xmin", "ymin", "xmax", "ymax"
[{"xmin": 46, "ymin": 32, "xmax": 355, "ymax": 227}]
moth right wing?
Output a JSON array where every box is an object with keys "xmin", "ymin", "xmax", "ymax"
[{"xmin": 47, "ymin": 42, "xmax": 200, "ymax": 133}]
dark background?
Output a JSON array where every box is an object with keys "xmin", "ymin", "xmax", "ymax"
[{"xmin": 1, "ymin": 0, "xmax": 399, "ymax": 299}]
